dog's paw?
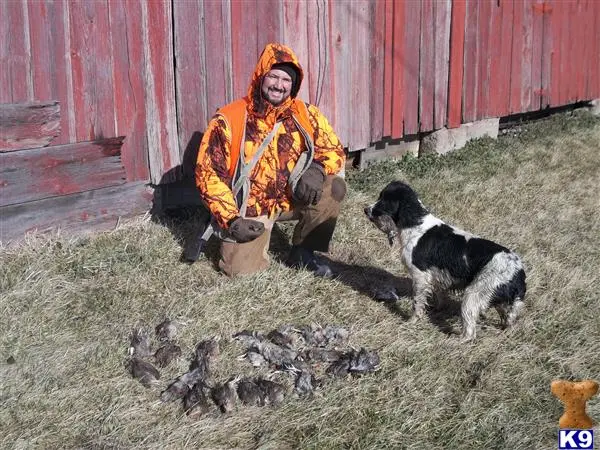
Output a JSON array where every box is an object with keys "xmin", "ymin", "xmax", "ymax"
[
  {"xmin": 460, "ymin": 332, "xmax": 476, "ymax": 344},
  {"xmin": 408, "ymin": 315, "xmax": 421, "ymax": 324}
]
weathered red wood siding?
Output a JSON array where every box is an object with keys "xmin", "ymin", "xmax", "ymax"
[{"xmin": 2, "ymin": 0, "xmax": 600, "ymax": 222}]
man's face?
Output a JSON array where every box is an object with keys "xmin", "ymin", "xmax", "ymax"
[{"xmin": 261, "ymin": 68, "xmax": 293, "ymax": 106}]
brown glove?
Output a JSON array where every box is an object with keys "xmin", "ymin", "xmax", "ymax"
[
  {"xmin": 228, "ymin": 218, "xmax": 265, "ymax": 243},
  {"xmin": 294, "ymin": 163, "xmax": 326, "ymax": 205}
]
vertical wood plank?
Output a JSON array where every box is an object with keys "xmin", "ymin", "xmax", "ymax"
[
  {"xmin": 382, "ymin": 0, "xmax": 393, "ymax": 137},
  {"xmin": 419, "ymin": 0, "xmax": 434, "ymax": 132},
  {"xmin": 549, "ymin": 0, "xmax": 563, "ymax": 107},
  {"xmin": 349, "ymin": 0, "xmax": 371, "ymax": 150},
  {"xmin": 573, "ymin": 0, "xmax": 585, "ymax": 101},
  {"xmin": 173, "ymin": 0, "xmax": 208, "ymax": 159},
  {"xmin": 448, "ymin": 0, "xmax": 466, "ymax": 128},
  {"xmin": 488, "ymin": 0, "xmax": 503, "ymax": 117},
  {"xmin": 433, "ymin": 0, "xmax": 451, "ymax": 129},
  {"xmin": 520, "ymin": 0, "xmax": 533, "ymax": 112},
  {"xmin": 93, "ymin": 0, "xmax": 116, "ymax": 139},
  {"xmin": 317, "ymin": 0, "xmax": 336, "ymax": 133},
  {"xmin": 330, "ymin": 1, "xmax": 350, "ymax": 148},
  {"xmin": 108, "ymin": 0, "xmax": 150, "ymax": 181},
  {"xmin": 559, "ymin": 1, "xmax": 571, "ymax": 105},
  {"xmin": 0, "ymin": 1, "xmax": 11, "ymax": 103},
  {"xmin": 390, "ymin": 0, "xmax": 405, "ymax": 138},
  {"xmin": 203, "ymin": 0, "xmax": 229, "ymax": 115},
  {"xmin": 68, "ymin": 0, "xmax": 92, "ymax": 140},
  {"xmin": 581, "ymin": 0, "xmax": 591, "ymax": 100},
  {"xmin": 403, "ymin": 0, "xmax": 421, "ymax": 135},
  {"xmin": 476, "ymin": 0, "xmax": 491, "ymax": 119},
  {"xmin": 143, "ymin": 0, "xmax": 180, "ymax": 183},
  {"xmin": 540, "ymin": 0, "xmax": 552, "ymax": 108},
  {"xmin": 68, "ymin": 0, "xmax": 116, "ymax": 141},
  {"xmin": 4, "ymin": 1, "xmax": 32, "ymax": 102},
  {"xmin": 462, "ymin": 0, "xmax": 478, "ymax": 122},
  {"xmin": 255, "ymin": 0, "xmax": 281, "ymax": 52},
  {"xmin": 230, "ymin": 0, "xmax": 258, "ymax": 100},
  {"xmin": 27, "ymin": 0, "xmax": 53, "ymax": 101},
  {"xmin": 26, "ymin": 0, "xmax": 71, "ymax": 144},
  {"xmin": 286, "ymin": 0, "xmax": 309, "ymax": 103},
  {"xmin": 307, "ymin": 0, "xmax": 335, "ymax": 124},
  {"xmin": 369, "ymin": 0, "xmax": 385, "ymax": 142},
  {"xmin": 591, "ymin": 0, "xmax": 600, "ymax": 99},
  {"xmin": 509, "ymin": 0, "xmax": 523, "ymax": 113},
  {"xmin": 531, "ymin": 0, "xmax": 544, "ymax": 110}
]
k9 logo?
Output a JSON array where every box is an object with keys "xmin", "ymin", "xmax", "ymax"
[{"xmin": 558, "ymin": 429, "xmax": 594, "ymax": 450}]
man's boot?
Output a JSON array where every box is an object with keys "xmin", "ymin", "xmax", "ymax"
[{"xmin": 286, "ymin": 246, "xmax": 333, "ymax": 278}]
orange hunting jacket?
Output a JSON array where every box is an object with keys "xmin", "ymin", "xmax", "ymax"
[{"xmin": 195, "ymin": 43, "xmax": 345, "ymax": 230}]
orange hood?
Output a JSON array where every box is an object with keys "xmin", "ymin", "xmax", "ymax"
[{"xmin": 247, "ymin": 43, "xmax": 304, "ymax": 116}]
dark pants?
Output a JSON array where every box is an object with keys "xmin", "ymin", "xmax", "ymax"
[{"xmin": 219, "ymin": 175, "xmax": 346, "ymax": 276}]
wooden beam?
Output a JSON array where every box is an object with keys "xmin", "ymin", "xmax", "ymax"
[
  {"xmin": 0, "ymin": 137, "xmax": 126, "ymax": 207},
  {"xmin": 0, "ymin": 181, "xmax": 153, "ymax": 243},
  {"xmin": 0, "ymin": 101, "xmax": 61, "ymax": 151}
]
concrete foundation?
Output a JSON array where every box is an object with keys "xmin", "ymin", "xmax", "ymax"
[
  {"xmin": 587, "ymin": 99, "xmax": 600, "ymax": 116},
  {"xmin": 420, "ymin": 118, "xmax": 500, "ymax": 156},
  {"xmin": 357, "ymin": 139, "xmax": 419, "ymax": 170}
]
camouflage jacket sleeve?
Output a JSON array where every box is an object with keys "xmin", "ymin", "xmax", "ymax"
[
  {"xmin": 195, "ymin": 115, "xmax": 240, "ymax": 229},
  {"xmin": 307, "ymin": 104, "xmax": 346, "ymax": 175}
]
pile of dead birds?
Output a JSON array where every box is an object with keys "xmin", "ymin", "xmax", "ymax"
[{"xmin": 126, "ymin": 320, "xmax": 380, "ymax": 419}]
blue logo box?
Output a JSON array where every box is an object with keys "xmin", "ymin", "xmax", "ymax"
[{"xmin": 558, "ymin": 429, "xmax": 594, "ymax": 450}]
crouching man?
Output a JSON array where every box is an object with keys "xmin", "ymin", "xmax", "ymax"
[{"xmin": 195, "ymin": 43, "xmax": 346, "ymax": 277}]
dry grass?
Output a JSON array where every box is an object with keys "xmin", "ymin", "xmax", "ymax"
[{"xmin": 1, "ymin": 110, "xmax": 599, "ymax": 449}]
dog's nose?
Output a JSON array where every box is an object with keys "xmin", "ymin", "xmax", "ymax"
[{"xmin": 364, "ymin": 206, "xmax": 372, "ymax": 217}]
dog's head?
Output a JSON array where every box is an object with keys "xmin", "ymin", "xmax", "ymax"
[{"xmin": 364, "ymin": 181, "xmax": 429, "ymax": 243}]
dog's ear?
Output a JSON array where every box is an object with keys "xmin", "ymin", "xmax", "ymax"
[{"xmin": 385, "ymin": 182, "xmax": 427, "ymax": 229}]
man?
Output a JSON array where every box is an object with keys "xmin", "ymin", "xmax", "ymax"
[{"xmin": 195, "ymin": 43, "xmax": 346, "ymax": 277}]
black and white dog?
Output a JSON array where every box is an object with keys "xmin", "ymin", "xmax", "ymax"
[{"xmin": 364, "ymin": 181, "xmax": 526, "ymax": 341}]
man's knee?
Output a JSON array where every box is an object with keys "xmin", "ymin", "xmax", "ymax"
[{"xmin": 328, "ymin": 175, "xmax": 347, "ymax": 203}]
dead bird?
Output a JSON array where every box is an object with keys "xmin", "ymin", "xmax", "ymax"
[
  {"xmin": 154, "ymin": 342, "xmax": 182, "ymax": 368},
  {"xmin": 129, "ymin": 328, "xmax": 153, "ymax": 358},
  {"xmin": 326, "ymin": 358, "xmax": 351, "ymax": 378},
  {"xmin": 301, "ymin": 323, "xmax": 350, "ymax": 348},
  {"xmin": 283, "ymin": 361, "xmax": 319, "ymax": 396},
  {"xmin": 160, "ymin": 367, "xmax": 205, "ymax": 402},
  {"xmin": 127, "ymin": 357, "xmax": 160, "ymax": 387},
  {"xmin": 304, "ymin": 347, "xmax": 344, "ymax": 363},
  {"xmin": 326, "ymin": 348, "xmax": 380, "ymax": 377},
  {"xmin": 255, "ymin": 378, "xmax": 286, "ymax": 405},
  {"xmin": 211, "ymin": 377, "xmax": 239, "ymax": 413},
  {"xmin": 256, "ymin": 341, "xmax": 297, "ymax": 367},
  {"xmin": 300, "ymin": 324, "xmax": 328, "ymax": 347},
  {"xmin": 323, "ymin": 325, "xmax": 350, "ymax": 346},
  {"xmin": 236, "ymin": 378, "xmax": 264, "ymax": 406},
  {"xmin": 191, "ymin": 337, "xmax": 220, "ymax": 382},
  {"xmin": 266, "ymin": 328, "xmax": 294, "ymax": 348},
  {"xmin": 183, "ymin": 381, "xmax": 212, "ymax": 419},
  {"xmin": 348, "ymin": 348, "xmax": 380, "ymax": 374},
  {"xmin": 232, "ymin": 330, "xmax": 264, "ymax": 349},
  {"xmin": 194, "ymin": 337, "xmax": 220, "ymax": 361},
  {"xmin": 155, "ymin": 319, "xmax": 178, "ymax": 342},
  {"xmin": 238, "ymin": 349, "xmax": 266, "ymax": 368}
]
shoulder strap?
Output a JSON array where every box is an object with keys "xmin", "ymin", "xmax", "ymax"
[
  {"xmin": 292, "ymin": 99, "xmax": 314, "ymax": 142},
  {"xmin": 216, "ymin": 98, "xmax": 248, "ymax": 179}
]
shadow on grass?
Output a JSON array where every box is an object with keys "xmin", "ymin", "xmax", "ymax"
[{"xmin": 271, "ymin": 228, "xmax": 417, "ymax": 321}]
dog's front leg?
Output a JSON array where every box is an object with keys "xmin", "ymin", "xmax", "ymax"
[
  {"xmin": 409, "ymin": 273, "xmax": 431, "ymax": 323},
  {"xmin": 460, "ymin": 291, "xmax": 484, "ymax": 342}
]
